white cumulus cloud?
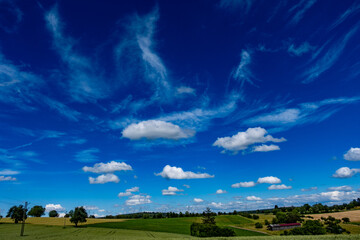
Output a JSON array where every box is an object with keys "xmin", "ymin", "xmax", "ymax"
[
  {"xmin": 257, "ymin": 176, "xmax": 281, "ymax": 184},
  {"xmin": 216, "ymin": 189, "xmax": 227, "ymax": 194},
  {"xmin": 332, "ymin": 167, "xmax": 360, "ymax": 178},
  {"xmin": 118, "ymin": 186, "xmax": 140, "ymax": 197},
  {"xmin": 231, "ymin": 181, "xmax": 256, "ymax": 188},
  {"xmin": 155, "ymin": 165, "xmax": 214, "ymax": 179},
  {"xmin": 246, "ymin": 196, "xmax": 262, "ymax": 201},
  {"xmin": 253, "ymin": 144, "xmax": 280, "ymax": 152},
  {"xmin": 0, "ymin": 176, "xmax": 16, "ymax": 181},
  {"xmin": 194, "ymin": 198, "xmax": 204, "ymax": 203},
  {"xmin": 301, "ymin": 187, "xmax": 318, "ymax": 192},
  {"xmin": 268, "ymin": 184, "xmax": 292, "ymax": 190},
  {"xmin": 327, "ymin": 186, "xmax": 352, "ymax": 191},
  {"xmin": 344, "ymin": 147, "xmax": 360, "ymax": 161},
  {"xmin": 122, "ymin": 120, "xmax": 195, "ymax": 140},
  {"xmin": 0, "ymin": 169, "xmax": 20, "ymax": 175},
  {"xmin": 125, "ymin": 194, "xmax": 152, "ymax": 206},
  {"xmin": 162, "ymin": 186, "xmax": 184, "ymax": 196},
  {"xmin": 83, "ymin": 161, "xmax": 132, "ymax": 173},
  {"xmin": 213, "ymin": 127, "xmax": 286, "ymax": 154},
  {"xmin": 45, "ymin": 204, "xmax": 64, "ymax": 212},
  {"xmin": 89, "ymin": 173, "xmax": 120, "ymax": 184}
]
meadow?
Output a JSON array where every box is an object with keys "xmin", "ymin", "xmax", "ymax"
[
  {"xmin": 1, "ymin": 213, "xmax": 360, "ymax": 239},
  {"xmin": 1, "ymin": 223, "xmax": 360, "ymax": 240}
]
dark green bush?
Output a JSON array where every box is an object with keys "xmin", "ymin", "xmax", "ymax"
[
  {"xmin": 190, "ymin": 223, "xmax": 236, "ymax": 237},
  {"xmin": 255, "ymin": 222, "xmax": 263, "ymax": 228}
]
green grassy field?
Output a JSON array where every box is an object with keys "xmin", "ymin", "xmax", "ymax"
[
  {"xmin": 87, "ymin": 216, "xmax": 266, "ymax": 236},
  {"xmin": 1, "ymin": 223, "xmax": 360, "ymax": 240}
]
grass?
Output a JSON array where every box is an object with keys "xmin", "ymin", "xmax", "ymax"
[
  {"xmin": 309, "ymin": 210, "xmax": 360, "ymax": 222},
  {"xmin": 0, "ymin": 223, "xmax": 191, "ymax": 240},
  {"xmin": 87, "ymin": 216, "xmax": 266, "ymax": 236},
  {"xmin": 0, "ymin": 217, "xmax": 126, "ymax": 226},
  {"xmin": 1, "ymin": 223, "xmax": 360, "ymax": 240}
]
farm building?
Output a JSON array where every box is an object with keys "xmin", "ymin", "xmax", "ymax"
[{"xmin": 269, "ymin": 223, "xmax": 301, "ymax": 231}]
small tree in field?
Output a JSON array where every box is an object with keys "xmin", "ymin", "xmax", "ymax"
[
  {"xmin": 28, "ymin": 205, "xmax": 45, "ymax": 217},
  {"xmin": 6, "ymin": 205, "xmax": 27, "ymax": 224},
  {"xmin": 202, "ymin": 207, "xmax": 216, "ymax": 225},
  {"xmin": 49, "ymin": 210, "xmax": 59, "ymax": 217},
  {"xmin": 70, "ymin": 207, "xmax": 88, "ymax": 227}
]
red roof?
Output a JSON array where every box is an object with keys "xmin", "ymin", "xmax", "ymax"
[{"xmin": 279, "ymin": 223, "xmax": 301, "ymax": 227}]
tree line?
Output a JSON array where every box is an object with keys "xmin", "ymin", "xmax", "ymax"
[{"xmin": 3, "ymin": 205, "xmax": 89, "ymax": 227}]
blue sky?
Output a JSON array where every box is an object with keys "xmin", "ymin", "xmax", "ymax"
[{"xmin": 1, "ymin": 0, "xmax": 360, "ymax": 216}]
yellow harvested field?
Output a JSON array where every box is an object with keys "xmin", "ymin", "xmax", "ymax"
[
  {"xmin": 309, "ymin": 210, "xmax": 360, "ymax": 222},
  {"xmin": 0, "ymin": 217, "xmax": 128, "ymax": 226}
]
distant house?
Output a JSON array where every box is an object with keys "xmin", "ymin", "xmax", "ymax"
[{"xmin": 269, "ymin": 223, "xmax": 301, "ymax": 231}]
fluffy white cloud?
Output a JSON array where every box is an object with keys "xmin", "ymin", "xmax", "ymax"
[
  {"xmin": 231, "ymin": 181, "xmax": 256, "ymax": 188},
  {"xmin": 344, "ymin": 148, "xmax": 360, "ymax": 161},
  {"xmin": 84, "ymin": 206, "xmax": 99, "ymax": 210},
  {"xmin": 253, "ymin": 144, "xmax": 280, "ymax": 152},
  {"xmin": 45, "ymin": 204, "xmax": 64, "ymax": 212},
  {"xmin": 268, "ymin": 184, "xmax": 292, "ymax": 190},
  {"xmin": 216, "ymin": 189, "xmax": 227, "ymax": 194},
  {"xmin": 122, "ymin": 120, "xmax": 195, "ymax": 140},
  {"xmin": 0, "ymin": 176, "xmax": 16, "ymax": 181},
  {"xmin": 332, "ymin": 167, "xmax": 360, "ymax": 178},
  {"xmin": 257, "ymin": 176, "xmax": 281, "ymax": 184},
  {"xmin": 89, "ymin": 173, "xmax": 120, "ymax": 184},
  {"xmin": 162, "ymin": 186, "xmax": 184, "ymax": 196},
  {"xmin": 83, "ymin": 161, "xmax": 132, "ymax": 173},
  {"xmin": 125, "ymin": 194, "xmax": 152, "ymax": 206},
  {"xmin": 213, "ymin": 127, "xmax": 286, "ymax": 153},
  {"xmin": 211, "ymin": 202, "xmax": 224, "ymax": 208},
  {"xmin": 327, "ymin": 186, "xmax": 352, "ymax": 191},
  {"xmin": 155, "ymin": 165, "xmax": 214, "ymax": 179},
  {"xmin": 118, "ymin": 187, "xmax": 139, "ymax": 197},
  {"xmin": 0, "ymin": 169, "xmax": 20, "ymax": 175},
  {"xmin": 194, "ymin": 198, "xmax": 204, "ymax": 203},
  {"xmin": 183, "ymin": 184, "xmax": 190, "ymax": 188},
  {"xmin": 301, "ymin": 187, "xmax": 318, "ymax": 192},
  {"xmin": 320, "ymin": 191, "xmax": 353, "ymax": 201},
  {"xmin": 246, "ymin": 196, "xmax": 262, "ymax": 201}
]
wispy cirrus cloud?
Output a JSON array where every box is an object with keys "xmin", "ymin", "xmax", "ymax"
[
  {"xmin": 0, "ymin": 52, "xmax": 81, "ymax": 121},
  {"xmin": 328, "ymin": 3, "xmax": 360, "ymax": 31},
  {"xmin": 245, "ymin": 96, "xmax": 360, "ymax": 131},
  {"xmin": 45, "ymin": 6, "xmax": 109, "ymax": 102},
  {"xmin": 287, "ymin": 42, "xmax": 315, "ymax": 56},
  {"xmin": 0, "ymin": 0, "xmax": 23, "ymax": 33},
  {"xmin": 288, "ymin": 0, "xmax": 317, "ymax": 25},
  {"xmin": 302, "ymin": 25, "xmax": 358, "ymax": 83},
  {"xmin": 75, "ymin": 148, "xmax": 99, "ymax": 162},
  {"xmin": 115, "ymin": 6, "xmax": 172, "ymax": 101},
  {"xmin": 218, "ymin": 0, "xmax": 254, "ymax": 13},
  {"xmin": 231, "ymin": 50, "xmax": 255, "ymax": 87}
]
